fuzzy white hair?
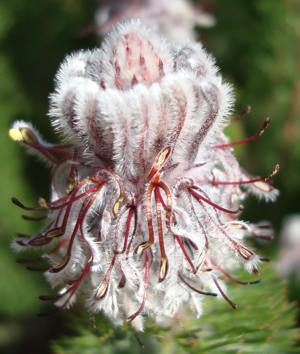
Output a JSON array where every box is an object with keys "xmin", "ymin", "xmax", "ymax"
[{"xmin": 11, "ymin": 21, "xmax": 278, "ymax": 331}]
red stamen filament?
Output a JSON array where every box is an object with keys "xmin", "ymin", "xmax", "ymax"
[
  {"xmin": 127, "ymin": 252, "xmax": 149, "ymax": 322},
  {"xmin": 211, "ymin": 164, "xmax": 279, "ymax": 186},
  {"xmin": 22, "ymin": 214, "xmax": 47, "ymax": 221},
  {"xmin": 49, "ymin": 184, "xmax": 104, "ymax": 273},
  {"xmin": 212, "ymin": 275, "xmax": 238, "ymax": 309},
  {"xmin": 146, "ymin": 146, "xmax": 171, "ymax": 182},
  {"xmin": 188, "ymin": 187, "xmax": 240, "ymax": 214},
  {"xmin": 60, "ymin": 260, "xmax": 91, "ymax": 308},
  {"xmin": 158, "ymin": 181, "xmax": 173, "ymax": 211},
  {"xmin": 24, "ymin": 186, "xmax": 87, "ymax": 247},
  {"xmin": 155, "ymin": 186, "xmax": 168, "ymax": 211},
  {"xmin": 24, "ymin": 140, "xmax": 73, "ymax": 164},
  {"xmin": 54, "ymin": 207, "xmax": 64, "ymax": 228},
  {"xmin": 174, "ymin": 235, "xmax": 197, "ymax": 273},
  {"xmin": 93, "ymin": 168, "xmax": 125, "ymax": 198},
  {"xmin": 136, "ymin": 182, "xmax": 155, "ymax": 254},
  {"xmin": 157, "ymin": 182, "xmax": 173, "ymax": 230},
  {"xmin": 178, "ymin": 272, "xmax": 217, "ymax": 297},
  {"xmin": 95, "ymin": 254, "xmax": 117, "ymax": 300},
  {"xmin": 154, "ymin": 187, "xmax": 168, "ymax": 282},
  {"xmin": 24, "ymin": 141, "xmax": 61, "ymax": 164},
  {"xmin": 125, "ymin": 208, "xmax": 138, "ymax": 257},
  {"xmin": 210, "ymin": 259, "xmax": 260, "ymax": 285},
  {"xmin": 136, "ymin": 147, "xmax": 173, "ymax": 255},
  {"xmin": 214, "ymin": 117, "xmax": 270, "ymax": 149},
  {"xmin": 196, "ymin": 200, "xmax": 253, "ymax": 261},
  {"xmin": 58, "ymin": 218, "xmax": 95, "ymax": 308},
  {"xmin": 212, "ymin": 177, "xmax": 267, "ymax": 186},
  {"xmin": 57, "ymin": 217, "xmax": 98, "ymax": 308},
  {"xmin": 11, "ymin": 183, "xmax": 99, "ymax": 212},
  {"xmin": 47, "ymin": 185, "xmax": 100, "ymax": 210},
  {"xmin": 116, "ymin": 207, "xmax": 135, "ymax": 254},
  {"xmin": 17, "ymin": 221, "xmax": 55, "ymax": 247}
]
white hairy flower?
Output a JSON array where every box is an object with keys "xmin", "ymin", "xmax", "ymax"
[
  {"xmin": 94, "ymin": 0, "xmax": 215, "ymax": 41},
  {"xmin": 10, "ymin": 21, "xmax": 278, "ymax": 331}
]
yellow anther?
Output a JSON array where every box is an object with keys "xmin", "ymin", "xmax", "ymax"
[
  {"xmin": 112, "ymin": 194, "xmax": 125, "ymax": 215},
  {"xmin": 238, "ymin": 247, "xmax": 252, "ymax": 260},
  {"xmin": 270, "ymin": 163, "xmax": 280, "ymax": 178},
  {"xmin": 47, "ymin": 228, "xmax": 63, "ymax": 238},
  {"xmin": 95, "ymin": 281, "xmax": 108, "ymax": 300},
  {"xmin": 228, "ymin": 223, "xmax": 244, "ymax": 230},
  {"xmin": 38, "ymin": 197, "xmax": 48, "ymax": 209},
  {"xmin": 136, "ymin": 241, "xmax": 152, "ymax": 255},
  {"xmin": 159, "ymin": 257, "xmax": 168, "ymax": 281},
  {"xmin": 147, "ymin": 146, "xmax": 172, "ymax": 181},
  {"xmin": 9, "ymin": 127, "xmax": 37, "ymax": 144},
  {"xmin": 9, "ymin": 128, "xmax": 24, "ymax": 142},
  {"xmin": 156, "ymin": 147, "xmax": 171, "ymax": 168},
  {"xmin": 254, "ymin": 181, "xmax": 271, "ymax": 192}
]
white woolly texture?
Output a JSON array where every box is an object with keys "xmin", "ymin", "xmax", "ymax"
[
  {"xmin": 9, "ymin": 121, "xmax": 55, "ymax": 165},
  {"xmin": 11, "ymin": 21, "xmax": 278, "ymax": 331}
]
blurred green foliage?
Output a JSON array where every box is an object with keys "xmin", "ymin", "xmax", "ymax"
[
  {"xmin": 52, "ymin": 265, "xmax": 300, "ymax": 354},
  {"xmin": 204, "ymin": 0, "xmax": 300, "ymax": 227},
  {"xmin": 0, "ymin": 0, "xmax": 299, "ymax": 353},
  {"xmin": 0, "ymin": 1, "xmax": 98, "ymax": 353}
]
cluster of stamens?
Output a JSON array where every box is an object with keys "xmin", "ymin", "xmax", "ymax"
[{"xmin": 10, "ymin": 21, "xmax": 278, "ymax": 330}]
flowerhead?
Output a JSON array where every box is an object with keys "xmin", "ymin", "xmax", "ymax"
[{"xmin": 10, "ymin": 20, "xmax": 278, "ymax": 330}]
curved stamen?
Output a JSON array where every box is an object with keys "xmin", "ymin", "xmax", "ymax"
[
  {"xmin": 210, "ymin": 259, "xmax": 260, "ymax": 285},
  {"xmin": 211, "ymin": 164, "xmax": 280, "ymax": 186},
  {"xmin": 158, "ymin": 181, "xmax": 173, "ymax": 211},
  {"xmin": 22, "ymin": 215, "xmax": 47, "ymax": 221},
  {"xmin": 194, "ymin": 196, "xmax": 255, "ymax": 261},
  {"xmin": 39, "ymin": 294, "xmax": 62, "ymax": 302},
  {"xmin": 178, "ymin": 272, "xmax": 217, "ymax": 297},
  {"xmin": 136, "ymin": 182, "xmax": 155, "ymax": 255},
  {"xmin": 154, "ymin": 187, "xmax": 168, "ymax": 282},
  {"xmin": 93, "ymin": 169, "xmax": 125, "ymax": 215},
  {"xmin": 188, "ymin": 187, "xmax": 240, "ymax": 214},
  {"xmin": 211, "ymin": 275, "xmax": 238, "ymax": 309},
  {"xmin": 55, "ymin": 208, "xmax": 99, "ymax": 308},
  {"xmin": 136, "ymin": 147, "xmax": 173, "ymax": 255},
  {"xmin": 11, "ymin": 183, "xmax": 98, "ymax": 212},
  {"xmin": 95, "ymin": 254, "xmax": 117, "ymax": 300},
  {"xmin": 49, "ymin": 184, "xmax": 105, "ymax": 273},
  {"xmin": 127, "ymin": 251, "xmax": 149, "ymax": 322},
  {"xmin": 21, "ymin": 185, "xmax": 94, "ymax": 248},
  {"xmin": 115, "ymin": 207, "xmax": 136, "ymax": 254},
  {"xmin": 59, "ymin": 260, "xmax": 92, "ymax": 308},
  {"xmin": 9, "ymin": 126, "xmax": 73, "ymax": 164},
  {"xmin": 125, "ymin": 208, "xmax": 138, "ymax": 257},
  {"xmin": 16, "ymin": 220, "xmax": 55, "ymax": 247},
  {"xmin": 174, "ymin": 235, "xmax": 197, "ymax": 273},
  {"xmin": 155, "ymin": 186, "xmax": 168, "ymax": 211},
  {"xmin": 147, "ymin": 146, "xmax": 172, "ymax": 182},
  {"xmin": 214, "ymin": 117, "xmax": 270, "ymax": 149}
]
